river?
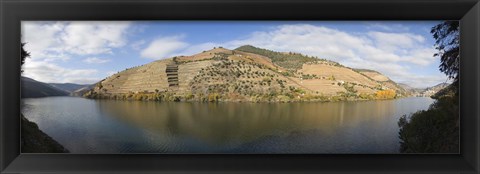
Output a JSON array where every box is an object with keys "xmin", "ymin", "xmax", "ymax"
[{"xmin": 21, "ymin": 96, "xmax": 435, "ymax": 153}]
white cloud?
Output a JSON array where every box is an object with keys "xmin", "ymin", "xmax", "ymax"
[
  {"xmin": 22, "ymin": 22, "xmax": 66, "ymax": 61},
  {"xmin": 366, "ymin": 23, "xmax": 410, "ymax": 32},
  {"xmin": 402, "ymin": 47, "xmax": 438, "ymax": 66},
  {"xmin": 131, "ymin": 24, "xmax": 441, "ymax": 87},
  {"xmin": 133, "ymin": 24, "xmax": 444, "ymax": 88},
  {"xmin": 220, "ymin": 25, "xmax": 435, "ymax": 65},
  {"xmin": 213, "ymin": 24, "xmax": 444, "ymax": 88},
  {"xmin": 22, "ymin": 21, "xmax": 132, "ymax": 58},
  {"xmin": 59, "ymin": 22, "xmax": 131, "ymax": 55},
  {"xmin": 223, "ymin": 25, "xmax": 367, "ymax": 60},
  {"xmin": 367, "ymin": 31, "xmax": 425, "ymax": 51},
  {"xmin": 83, "ymin": 57, "xmax": 111, "ymax": 64},
  {"xmin": 23, "ymin": 59, "xmax": 99, "ymax": 84},
  {"xmin": 140, "ymin": 36, "xmax": 189, "ymax": 59},
  {"xmin": 21, "ymin": 21, "xmax": 132, "ymax": 84},
  {"xmin": 130, "ymin": 40, "xmax": 146, "ymax": 50},
  {"xmin": 21, "ymin": 22, "xmax": 445, "ymax": 88}
]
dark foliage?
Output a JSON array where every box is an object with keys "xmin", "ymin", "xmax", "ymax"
[
  {"xmin": 21, "ymin": 114, "xmax": 70, "ymax": 153},
  {"xmin": 397, "ymin": 21, "xmax": 460, "ymax": 153},
  {"xmin": 235, "ymin": 45, "xmax": 323, "ymax": 69},
  {"xmin": 398, "ymin": 95, "xmax": 459, "ymax": 153},
  {"xmin": 20, "ymin": 43, "xmax": 69, "ymax": 153},
  {"xmin": 431, "ymin": 21, "xmax": 459, "ymax": 86},
  {"xmin": 21, "ymin": 42, "xmax": 30, "ymax": 72}
]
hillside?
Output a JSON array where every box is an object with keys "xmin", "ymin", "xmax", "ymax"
[
  {"xmin": 398, "ymin": 83, "xmax": 416, "ymax": 91},
  {"xmin": 21, "ymin": 77, "xmax": 69, "ymax": 98},
  {"xmin": 21, "ymin": 114, "xmax": 69, "ymax": 153},
  {"xmin": 429, "ymin": 82, "xmax": 449, "ymax": 90},
  {"xmin": 354, "ymin": 69, "xmax": 409, "ymax": 96},
  {"xmin": 84, "ymin": 46, "xmax": 405, "ymax": 102},
  {"xmin": 71, "ymin": 85, "xmax": 95, "ymax": 97},
  {"xmin": 417, "ymin": 82, "xmax": 449, "ymax": 97},
  {"xmin": 49, "ymin": 83, "xmax": 90, "ymax": 93},
  {"xmin": 235, "ymin": 45, "xmax": 339, "ymax": 70},
  {"xmin": 398, "ymin": 83, "xmax": 423, "ymax": 94}
]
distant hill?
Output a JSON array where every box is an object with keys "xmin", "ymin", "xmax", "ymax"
[
  {"xmin": 71, "ymin": 85, "xmax": 95, "ymax": 97},
  {"xmin": 431, "ymin": 83, "xmax": 455, "ymax": 99},
  {"xmin": 83, "ymin": 45, "xmax": 406, "ymax": 102},
  {"xmin": 49, "ymin": 83, "xmax": 90, "ymax": 93},
  {"xmin": 421, "ymin": 82, "xmax": 449, "ymax": 97},
  {"xmin": 398, "ymin": 83, "xmax": 414, "ymax": 90},
  {"xmin": 21, "ymin": 77, "xmax": 69, "ymax": 98},
  {"xmin": 429, "ymin": 82, "xmax": 449, "ymax": 90},
  {"xmin": 398, "ymin": 83, "xmax": 421, "ymax": 92},
  {"xmin": 410, "ymin": 82, "xmax": 450, "ymax": 97}
]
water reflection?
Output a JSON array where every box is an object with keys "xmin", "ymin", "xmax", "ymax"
[{"xmin": 22, "ymin": 97, "xmax": 434, "ymax": 153}]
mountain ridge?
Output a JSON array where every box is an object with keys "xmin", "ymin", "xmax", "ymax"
[
  {"xmin": 21, "ymin": 77, "xmax": 70, "ymax": 98},
  {"xmin": 49, "ymin": 83, "xmax": 90, "ymax": 93}
]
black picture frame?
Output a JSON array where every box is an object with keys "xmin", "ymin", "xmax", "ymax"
[{"xmin": 1, "ymin": 0, "xmax": 479, "ymax": 173}]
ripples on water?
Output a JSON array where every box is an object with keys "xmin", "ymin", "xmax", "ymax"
[{"xmin": 21, "ymin": 96, "xmax": 435, "ymax": 153}]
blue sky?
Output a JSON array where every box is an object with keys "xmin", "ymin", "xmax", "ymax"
[{"xmin": 21, "ymin": 21, "xmax": 449, "ymax": 88}]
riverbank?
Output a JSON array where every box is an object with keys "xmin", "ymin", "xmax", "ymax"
[
  {"xmin": 21, "ymin": 114, "xmax": 69, "ymax": 153},
  {"xmin": 83, "ymin": 89, "xmax": 399, "ymax": 103},
  {"xmin": 398, "ymin": 85, "xmax": 458, "ymax": 153}
]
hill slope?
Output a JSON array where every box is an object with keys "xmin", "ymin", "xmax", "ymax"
[
  {"xmin": 84, "ymin": 46, "xmax": 405, "ymax": 102},
  {"xmin": 49, "ymin": 83, "xmax": 90, "ymax": 93},
  {"xmin": 21, "ymin": 77, "xmax": 69, "ymax": 98},
  {"xmin": 71, "ymin": 85, "xmax": 95, "ymax": 97},
  {"xmin": 418, "ymin": 82, "xmax": 450, "ymax": 97},
  {"xmin": 21, "ymin": 114, "xmax": 69, "ymax": 153},
  {"xmin": 354, "ymin": 69, "xmax": 408, "ymax": 96}
]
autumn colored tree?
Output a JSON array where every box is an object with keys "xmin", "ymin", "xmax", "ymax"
[{"xmin": 375, "ymin": 89, "xmax": 396, "ymax": 99}]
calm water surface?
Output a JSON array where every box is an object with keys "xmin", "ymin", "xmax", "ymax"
[{"xmin": 22, "ymin": 97, "xmax": 434, "ymax": 153}]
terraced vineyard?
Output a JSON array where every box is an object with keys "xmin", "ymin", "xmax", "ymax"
[
  {"xmin": 84, "ymin": 45, "xmax": 406, "ymax": 102},
  {"xmin": 166, "ymin": 64, "xmax": 179, "ymax": 87}
]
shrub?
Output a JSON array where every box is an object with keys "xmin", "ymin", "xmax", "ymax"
[
  {"xmin": 208, "ymin": 93, "xmax": 220, "ymax": 102},
  {"xmin": 398, "ymin": 95, "xmax": 459, "ymax": 153}
]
